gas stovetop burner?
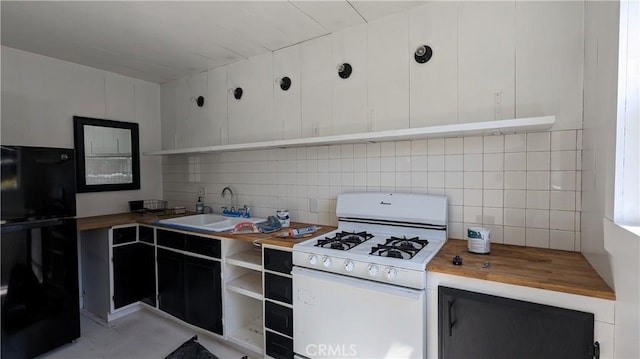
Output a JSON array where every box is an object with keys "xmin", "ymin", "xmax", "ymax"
[
  {"xmin": 315, "ymin": 231, "xmax": 374, "ymax": 250},
  {"xmin": 369, "ymin": 236, "xmax": 429, "ymax": 260}
]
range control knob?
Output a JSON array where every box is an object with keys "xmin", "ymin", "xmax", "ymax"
[
  {"xmin": 344, "ymin": 260, "xmax": 355, "ymax": 272},
  {"xmin": 368, "ymin": 264, "xmax": 379, "ymax": 276},
  {"xmin": 385, "ymin": 267, "xmax": 398, "ymax": 281},
  {"xmin": 308, "ymin": 255, "xmax": 318, "ymax": 265},
  {"xmin": 322, "ymin": 256, "xmax": 332, "ymax": 268}
]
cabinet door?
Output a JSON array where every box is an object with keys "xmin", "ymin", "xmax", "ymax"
[
  {"xmin": 157, "ymin": 248, "xmax": 185, "ymax": 320},
  {"xmin": 138, "ymin": 243, "xmax": 156, "ymax": 307},
  {"xmin": 207, "ymin": 66, "xmax": 229, "ymax": 145},
  {"xmin": 227, "ymin": 52, "xmax": 275, "ymax": 144},
  {"xmin": 409, "ymin": 2, "xmax": 458, "ymax": 127},
  {"xmin": 367, "ymin": 11, "xmax": 409, "ymax": 131},
  {"xmin": 139, "ymin": 226, "xmax": 154, "ymax": 244},
  {"xmin": 266, "ymin": 331, "xmax": 294, "ymax": 359},
  {"xmin": 300, "ymin": 35, "xmax": 333, "ymax": 137},
  {"xmin": 265, "ymin": 273, "xmax": 292, "ymax": 304},
  {"xmin": 273, "ymin": 45, "xmax": 302, "ymax": 140},
  {"xmin": 458, "ymin": 1, "xmax": 515, "ymax": 123},
  {"xmin": 263, "ymin": 248, "xmax": 292, "ymax": 274},
  {"xmin": 331, "ymin": 23, "xmax": 368, "ymax": 135},
  {"xmin": 113, "ymin": 243, "xmax": 144, "ymax": 309},
  {"xmin": 112, "ymin": 226, "xmax": 136, "ymax": 245},
  {"xmin": 184, "ymin": 256, "xmax": 223, "ymax": 335}
]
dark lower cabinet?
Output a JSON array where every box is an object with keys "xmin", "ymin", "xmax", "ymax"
[
  {"xmin": 438, "ymin": 286, "xmax": 596, "ymax": 359},
  {"xmin": 157, "ymin": 246, "xmax": 223, "ymax": 335},
  {"xmin": 266, "ymin": 331, "xmax": 294, "ymax": 359},
  {"xmin": 265, "ymin": 273, "xmax": 292, "ymax": 304},
  {"xmin": 265, "ymin": 301, "xmax": 293, "ymax": 337},
  {"xmin": 113, "ymin": 243, "xmax": 156, "ymax": 309}
]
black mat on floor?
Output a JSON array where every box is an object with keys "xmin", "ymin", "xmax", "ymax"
[{"xmin": 165, "ymin": 335, "xmax": 219, "ymax": 359}]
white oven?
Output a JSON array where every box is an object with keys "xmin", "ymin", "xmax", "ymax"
[{"xmin": 292, "ymin": 193, "xmax": 448, "ymax": 359}]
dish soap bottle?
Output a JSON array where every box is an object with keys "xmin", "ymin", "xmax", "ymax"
[{"xmin": 196, "ymin": 197, "xmax": 204, "ymax": 214}]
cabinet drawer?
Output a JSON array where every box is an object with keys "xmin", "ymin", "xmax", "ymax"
[
  {"xmin": 113, "ymin": 226, "xmax": 136, "ymax": 245},
  {"xmin": 265, "ymin": 273, "xmax": 292, "ymax": 304},
  {"xmin": 185, "ymin": 234, "xmax": 220, "ymax": 258},
  {"xmin": 265, "ymin": 301, "xmax": 293, "ymax": 336},
  {"xmin": 139, "ymin": 226, "xmax": 154, "ymax": 244},
  {"xmin": 264, "ymin": 248, "xmax": 292, "ymax": 274},
  {"xmin": 266, "ymin": 331, "xmax": 293, "ymax": 359},
  {"xmin": 157, "ymin": 229, "xmax": 185, "ymax": 250}
]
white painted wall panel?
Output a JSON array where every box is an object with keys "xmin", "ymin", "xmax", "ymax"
[
  {"xmin": 273, "ymin": 45, "xmax": 302, "ymax": 139},
  {"xmin": 301, "ymin": 35, "xmax": 333, "ymax": 137}
]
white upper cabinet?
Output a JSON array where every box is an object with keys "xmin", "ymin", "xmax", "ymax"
[
  {"xmin": 331, "ymin": 23, "xmax": 368, "ymax": 135},
  {"xmin": 409, "ymin": 2, "xmax": 458, "ymax": 127},
  {"xmin": 186, "ymin": 71, "xmax": 210, "ymax": 148},
  {"xmin": 207, "ymin": 67, "xmax": 229, "ymax": 146},
  {"xmin": 227, "ymin": 52, "xmax": 275, "ymax": 144},
  {"xmin": 515, "ymin": 1, "xmax": 584, "ymax": 130},
  {"xmin": 301, "ymin": 35, "xmax": 333, "ymax": 138},
  {"xmin": 273, "ymin": 45, "xmax": 302, "ymax": 140},
  {"xmin": 159, "ymin": 72, "xmax": 207, "ymax": 150},
  {"xmin": 458, "ymin": 1, "xmax": 515, "ymax": 123},
  {"xmin": 367, "ymin": 11, "xmax": 409, "ymax": 131}
]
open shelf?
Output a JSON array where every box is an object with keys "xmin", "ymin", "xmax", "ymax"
[
  {"xmin": 227, "ymin": 316, "xmax": 264, "ymax": 354},
  {"xmin": 226, "ymin": 249, "xmax": 262, "ymax": 271},
  {"xmin": 226, "ymin": 271, "xmax": 263, "ymax": 300}
]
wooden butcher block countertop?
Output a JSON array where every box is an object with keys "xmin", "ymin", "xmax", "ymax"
[
  {"xmin": 428, "ymin": 239, "xmax": 615, "ymax": 300},
  {"xmin": 76, "ymin": 212, "xmax": 336, "ymax": 248}
]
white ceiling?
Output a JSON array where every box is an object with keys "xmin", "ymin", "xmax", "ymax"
[{"xmin": 1, "ymin": 1, "xmax": 424, "ymax": 84}]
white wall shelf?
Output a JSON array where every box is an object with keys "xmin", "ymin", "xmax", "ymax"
[{"xmin": 146, "ymin": 116, "xmax": 554, "ymax": 156}]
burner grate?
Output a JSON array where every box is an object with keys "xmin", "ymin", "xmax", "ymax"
[
  {"xmin": 369, "ymin": 236, "xmax": 429, "ymax": 259},
  {"xmin": 315, "ymin": 231, "xmax": 374, "ymax": 250}
]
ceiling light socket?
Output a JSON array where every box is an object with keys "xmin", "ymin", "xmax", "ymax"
[
  {"xmin": 414, "ymin": 45, "xmax": 433, "ymax": 64},
  {"xmin": 196, "ymin": 96, "xmax": 205, "ymax": 107},
  {"xmin": 337, "ymin": 63, "xmax": 353, "ymax": 79},
  {"xmin": 279, "ymin": 76, "xmax": 292, "ymax": 91},
  {"xmin": 233, "ymin": 87, "xmax": 243, "ymax": 100}
]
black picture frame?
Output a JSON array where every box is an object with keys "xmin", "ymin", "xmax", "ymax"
[{"xmin": 73, "ymin": 116, "xmax": 140, "ymax": 193}]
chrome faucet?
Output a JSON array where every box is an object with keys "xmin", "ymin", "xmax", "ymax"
[{"xmin": 221, "ymin": 186, "xmax": 234, "ymax": 207}]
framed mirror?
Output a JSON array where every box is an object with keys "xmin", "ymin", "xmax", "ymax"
[{"xmin": 73, "ymin": 116, "xmax": 140, "ymax": 193}]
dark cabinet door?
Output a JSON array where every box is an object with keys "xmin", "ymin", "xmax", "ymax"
[
  {"xmin": 113, "ymin": 243, "xmax": 156, "ymax": 309},
  {"xmin": 266, "ymin": 331, "xmax": 293, "ymax": 359},
  {"xmin": 265, "ymin": 273, "xmax": 292, "ymax": 304},
  {"xmin": 113, "ymin": 226, "xmax": 137, "ymax": 245},
  {"xmin": 265, "ymin": 301, "xmax": 293, "ymax": 336},
  {"xmin": 139, "ymin": 226, "xmax": 154, "ymax": 244},
  {"xmin": 264, "ymin": 248, "xmax": 292, "ymax": 274},
  {"xmin": 157, "ymin": 248, "xmax": 185, "ymax": 320},
  {"xmin": 438, "ymin": 286, "xmax": 595, "ymax": 359},
  {"xmin": 183, "ymin": 256, "xmax": 223, "ymax": 335}
]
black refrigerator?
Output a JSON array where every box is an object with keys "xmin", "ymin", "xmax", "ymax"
[{"xmin": 1, "ymin": 146, "xmax": 80, "ymax": 359}]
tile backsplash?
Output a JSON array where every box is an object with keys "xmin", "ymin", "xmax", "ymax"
[{"xmin": 162, "ymin": 130, "xmax": 582, "ymax": 251}]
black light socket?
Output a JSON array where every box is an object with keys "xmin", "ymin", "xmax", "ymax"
[
  {"xmin": 233, "ymin": 87, "xmax": 243, "ymax": 100},
  {"xmin": 414, "ymin": 45, "xmax": 433, "ymax": 63},
  {"xmin": 196, "ymin": 96, "xmax": 205, "ymax": 107},
  {"xmin": 279, "ymin": 76, "xmax": 292, "ymax": 91},
  {"xmin": 337, "ymin": 63, "xmax": 353, "ymax": 79}
]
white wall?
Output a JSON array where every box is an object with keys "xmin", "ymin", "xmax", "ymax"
[
  {"xmin": 582, "ymin": 1, "xmax": 640, "ymax": 358},
  {"xmin": 1, "ymin": 46, "xmax": 163, "ymax": 217}
]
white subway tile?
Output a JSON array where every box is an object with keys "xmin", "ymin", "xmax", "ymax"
[
  {"xmin": 340, "ymin": 144, "xmax": 354, "ymax": 158},
  {"xmin": 551, "ymin": 150, "xmax": 576, "ymax": 171},
  {"xmin": 526, "ymin": 190, "xmax": 550, "ymax": 209},
  {"xmin": 503, "ymin": 226, "xmax": 526, "ymax": 246},
  {"xmin": 464, "ymin": 173, "xmax": 483, "ymax": 189},
  {"xmin": 449, "ymin": 205, "xmax": 464, "ymax": 222},
  {"xmin": 396, "ymin": 156, "xmax": 411, "ymax": 172},
  {"xmin": 504, "ymin": 189, "xmax": 526, "ymax": 208},
  {"xmin": 483, "ymin": 153, "xmax": 504, "ymax": 171},
  {"xmin": 464, "ymin": 154, "xmax": 483, "ymax": 171},
  {"xmin": 381, "ymin": 142, "xmax": 395, "ymax": 157},
  {"xmin": 329, "ymin": 159, "xmax": 341, "ymax": 172},
  {"xmin": 411, "ymin": 172, "xmax": 428, "ymax": 188},
  {"xmin": 411, "ymin": 156, "xmax": 428, "ymax": 171},
  {"xmin": 428, "ymin": 188, "xmax": 445, "ymax": 196},
  {"xmin": 297, "ymin": 147, "xmax": 307, "ymax": 160},
  {"xmin": 396, "ymin": 141, "xmax": 411, "ymax": 156},
  {"xmin": 526, "ymin": 171, "xmax": 550, "ymax": 190},
  {"xmin": 396, "ymin": 172, "xmax": 411, "ymax": 187},
  {"xmin": 445, "ymin": 154, "xmax": 464, "ymax": 171},
  {"xmin": 483, "ymin": 135, "xmax": 504, "ymax": 153},
  {"xmin": 411, "ymin": 139, "xmax": 428, "ymax": 155},
  {"xmin": 317, "ymin": 146, "xmax": 329, "ymax": 159},
  {"xmin": 483, "ymin": 189, "xmax": 503, "ymax": 207},
  {"xmin": 380, "ymin": 172, "xmax": 395, "ymax": 187},
  {"xmin": 550, "ymin": 171, "xmax": 576, "ymax": 191},
  {"xmin": 550, "ymin": 210, "xmax": 575, "ymax": 231},
  {"xmin": 504, "ymin": 208, "xmax": 526, "ymax": 227},
  {"xmin": 575, "ymin": 231, "xmax": 581, "ymax": 251},
  {"xmin": 428, "ymin": 172, "xmax": 445, "ymax": 188},
  {"xmin": 353, "ymin": 158, "xmax": 367, "ymax": 172},
  {"xmin": 464, "ymin": 136, "xmax": 483, "ymax": 154},
  {"xmin": 505, "ymin": 134, "xmax": 527, "ymax": 152},
  {"xmin": 551, "ymin": 130, "xmax": 577, "ymax": 151},
  {"xmin": 445, "ymin": 172, "xmax": 463, "ymax": 188},
  {"xmin": 366, "ymin": 158, "xmax": 380, "ymax": 172},
  {"xmin": 526, "ymin": 228, "xmax": 550, "ymax": 248},
  {"xmin": 445, "ymin": 138, "xmax": 464, "ymax": 154},
  {"xmin": 575, "ymin": 211, "xmax": 581, "ymax": 231},
  {"xmin": 504, "ymin": 152, "xmax": 527, "ymax": 171},
  {"xmin": 446, "ymin": 188, "xmax": 464, "ymax": 206},
  {"xmin": 329, "ymin": 145, "xmax": 341, "ymax": 159},
  {"xmin": 464, "ymin": 206, "xmax": 483, "ymax": 223},
  {"xmin": 527, "ymin": 132, "xmax": 551, "ymax": 151},
  {"xmin": 526, "ymin": 151, "xmax": 550, "ymax": 171},
  {"xmin": 366, "ymin": 172, "xmax": 380, "ymax": 187},
  {"xmin": 549, "ymin": 230, "xmax": 575, "ymax": 251},
  {"xmin": 482, "ymin": 207, "xmax": 503, "ymax": 225},
  {"xmin": 353, "ymin": 172, "xmax": 367, "ymax": 187},
  {"xmin": 427, "ymin": 155, "xmax": 445, "ymax": 171},
  {"xmin": 483, "ymin": 172, "xmax": 503, "ymax": 189},
  {"xmin": 427, "ymin": 138, "xmax": 445, "ymax": 155},
  {"xmin": 577, "ymin": 130, "xmax": 583, "ymax": 150},
  {"xmin": 353, "ymin": 144, "xmax": 367, "ymax": 158},
  {"xmin": 449, "ymin": 222, "xmax": 464, "ymax": 239},
  {"xmin": 550, "ymin": 191, "xmax": 576, "ymax": 211},
  {"xmin": 380, "ymin": 157, "xmax": 396, "ymax": 171},
  {"xmin": 576, "ymin": 151, "xmax": 582, "ymax": 170},
  {"xmin": 464, "ymin": 189, "xmax": 483, "ymax": 206},
  {"xmin": 575, "ymin": 191, "xmax": 582, "ymax": 211},
  {"xmin": 341, "ymin": 173, "xmax": 354, "ymax": 187},
  {"xmin": 526, "ymin": 209, "xmax": 550, "ymax": 229},
  {"xmin": 366, "ymin": 143, "xmax": 380, "ymax": 157},
  {"xmin": 483, "ymin": 225, "xmax": 504, "ymax": 244},
  {"xmin": 504, "ymin": 172, "xmax": 527, "ymax": 190}
]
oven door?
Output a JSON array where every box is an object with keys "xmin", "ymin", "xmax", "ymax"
[{"xmin": 293, "ymin": 267, "xmax": 425, "ymax": 359}]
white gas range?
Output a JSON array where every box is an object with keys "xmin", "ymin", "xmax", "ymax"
[{"xmin": 292, "ymin": 192, "xmax": 448, "ymax": 359}]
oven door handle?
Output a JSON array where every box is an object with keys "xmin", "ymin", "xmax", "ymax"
[{"xmin": 292, "ymin": 266, "xmax": 423, "ymax": 300}]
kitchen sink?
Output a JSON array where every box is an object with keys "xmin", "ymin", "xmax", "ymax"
[{"xmin": 157, "ymin": 214, "xmax": 266, "ymax": 232}]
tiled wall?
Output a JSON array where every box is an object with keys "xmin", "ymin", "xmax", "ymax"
[{"xmin": 163, "ymin": 130, "xmax": 582, "ymax": 251}]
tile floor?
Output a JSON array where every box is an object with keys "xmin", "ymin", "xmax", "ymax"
[{"xmin": 39, "ymin": 309, "xmax": 252, "ymax": 359}]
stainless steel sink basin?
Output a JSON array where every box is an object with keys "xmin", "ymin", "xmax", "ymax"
[{"xmin": 157, "ymin": 214, "xmax": 266, "ymax": 232}]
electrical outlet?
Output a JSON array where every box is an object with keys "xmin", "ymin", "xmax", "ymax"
[{"xmin": 198, "ymin": 187, "xmax": 206, "ymax": 198}]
